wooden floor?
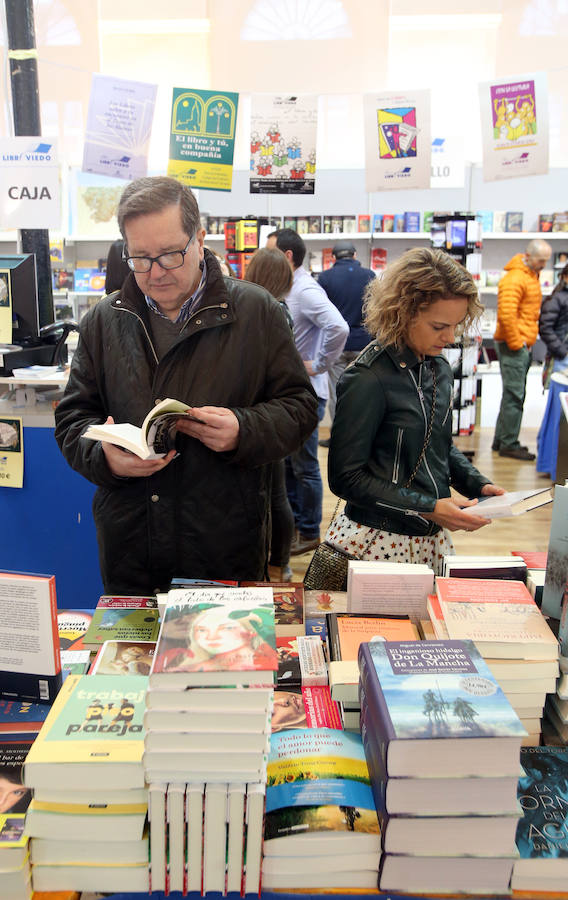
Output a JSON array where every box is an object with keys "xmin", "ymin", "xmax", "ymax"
[{"xmin": 289, "ymin": 425, "xmax": 553, "ymax": 581}]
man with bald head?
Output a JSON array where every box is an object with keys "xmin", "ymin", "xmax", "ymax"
[{"xmin": 493, "ymin": 238, "xmax": 552, "ymax": 460}]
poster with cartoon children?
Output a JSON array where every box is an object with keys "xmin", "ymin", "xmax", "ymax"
[
  {"xmin": 479, "ymin": 72, "xmax": 548, "ymax": 181},
  {"xmin": 250, "ymin": 94, "xmax": 317, "ymax": 194}
]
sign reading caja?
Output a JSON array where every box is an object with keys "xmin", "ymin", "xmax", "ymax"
[{"xmin": 0, "ymin": 138, "xmax": 60, "ymax": 229}]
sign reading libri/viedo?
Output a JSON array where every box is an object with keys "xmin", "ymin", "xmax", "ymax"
[
  {"xmin": 167, "ymin": 87, "xmax": 239, "ymax": 192},
  {"xmin": 363, "ymin": 89, "xmax": 431, "ymax": 192},
  {"xmin": 0, "ymin": 138, "xmax": 60, "ymax": 229},
  {"xmin": 479, "ymin": 72, "xmax": 549, "ymax": 181},
  {"xmin": 82, "ymin": 74, "xmax": 157, "ymax": 181}
]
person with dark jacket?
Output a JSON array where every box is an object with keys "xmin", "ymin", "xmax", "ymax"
[
  {"xmin": 55, "ymin": 176, "xmax": 318, "ymax": 594},
  {"xmin": 539, "ymin": 263, "xmax": 568, "ymax": 377},
  {"xmin": 327, "ymin": 247, "xmax": 504, "ymax": 576},
  {"xmin": 317, "ymin": 240, "xmax": 375, "ymax": 444}
]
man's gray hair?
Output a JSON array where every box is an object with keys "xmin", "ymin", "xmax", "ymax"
[
  {"xmin": 526, "ymin": 238, "xmax": 552, "ymax": 258},
  {"xmin": 117, "ymin": 176, "xmax": 201, "ymax": 241}
]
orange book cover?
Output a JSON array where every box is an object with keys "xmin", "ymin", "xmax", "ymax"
[{"xmin": 330, "ymin": 613, "xmax": 417, "ymax": 661}]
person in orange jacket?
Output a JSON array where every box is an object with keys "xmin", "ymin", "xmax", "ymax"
[{"xmin": 493, "ymin": 239, "xmax": 552, "ymax": 460}]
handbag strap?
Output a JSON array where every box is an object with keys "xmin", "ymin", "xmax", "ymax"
[{"xmin": 404, "ymin": 361, "xmax": 437, "ymax": 489}]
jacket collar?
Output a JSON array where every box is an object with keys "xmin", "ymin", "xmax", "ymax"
[
  {"xmin": 111, "ymin": 248, "xmax": 232, "ymax": 318},
  {"xmin": 383, "ymin": 341, "xmax": 425, "ymax": 371},
  {"xmin": 334, "ymin": 257, "xmax": 361, "ymax": 268}
]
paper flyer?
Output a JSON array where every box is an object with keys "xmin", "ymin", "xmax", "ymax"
[
  {"xmin": 250, "ymin": 94, "xmax": 318, "ymax": 195},
  {"xmin": 0, "ymin": 417, "xmax": 24, "ymax": 489},
  {"xmin": 364, "ymin": 89, "xmax": 431, "ymax": 191},
  {"xmin": 0, "ymin": 138, "xmax": 60, "ymax": 229},
  {"xmin": 479, "ymin": 72, "xmax": 548, "ymax": 181},
  {"xmin": 82, "ymin": 74, "xmax": 157, "ymax": 181},
  {"xmin": 167, "ymin": 87, "xmax": 239, "ymax": 192}
]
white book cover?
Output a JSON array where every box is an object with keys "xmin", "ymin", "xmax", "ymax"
[
  {"xmin": 186, "ymin": 783, "xmax": 204, "ymax": 894},
  {"xmin": 148, "ymin": 782, "xmax": 166, "ymax": 892},
  {"xmin": 203, "ymin": 783, "xmax": 227, "ymax": 894},
  {"xmin": 167, "ymin": 783, "xmax": 185, "ymax": 894},
  {"xmin": 347, "ymin": 560, "xmax": 433, "ymax": 619},
  {"xmin": 244, "ymin": 782, "xmax": 265, "ymax": 895},
  {"xmin": 226, "ymin": 782, "xmax": 246, "ymax": 894}
]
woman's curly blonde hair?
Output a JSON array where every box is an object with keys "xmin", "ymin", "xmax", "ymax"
[{"xmin": 363, "ymin": 247, "xmax": 483, "ymax": 348}]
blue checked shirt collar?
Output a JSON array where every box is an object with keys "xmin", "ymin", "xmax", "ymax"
[{"xmin": 145, "ymin": 258, "xmax": 208, "ymax": 324}]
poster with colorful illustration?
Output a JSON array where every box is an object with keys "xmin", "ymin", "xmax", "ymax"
[
  {"xmin": 82, "ymin": 74, "xmax": 157, "ymax": 181},
  {"xmin": 0, "ymin": 417, "xmax": 23, "ymax": 488},
  {"xmin": 364, "ymin": 90, "xmax": 431, "ymax": 191},
  {"xmin": 479, "ymin": 72, "xmax": 548, "ymax": 181},
  {"xmin": 167, "ymin": 87, "xmax": 239, "ymax": 192},
  {"xmin": 250, "ymin": 94, "xmax": 317, "ymax": 195}
]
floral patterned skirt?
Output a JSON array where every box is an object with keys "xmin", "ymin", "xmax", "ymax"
[{"xmin": 325, "ymin": 511, "xmax": 454, "ymax": 577}]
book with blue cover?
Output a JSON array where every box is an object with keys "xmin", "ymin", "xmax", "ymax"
[
  {"xmin": 263, "ymin": 728, "xmax": 380, "ymax": 856},
  {"xmin": 0, "ymin": 698, "xmax": 50, "ymax": 735},
  {"xmin": 358, "ymin": 639, "xmax": 526, "ymax": 778},
  {"xmin": 512, "ymin": 746, "xmax": 568, "ymax": 891}
]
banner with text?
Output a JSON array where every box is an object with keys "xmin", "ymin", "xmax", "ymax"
[
  {"xmin": 479, "ymin": 72, "xmax": 548, "ymax": 181},
  {"xmin": 430, "ymin": 136, "xmax": 465, "ymax": 189},
  {"xmin": 0, "ymin": 138, "xmax": 60, "ymax": 229},
  {"xmin": 250, "ymin": 94, "xmax": 318, "ymax": 195},
  {"xmin": 364, "ymin": 89, "xmax": 431, "ymax": 192},
  {"xmin": 0, "ymin": 417, "xmax": 23, "ymax": 489},
  {"xmin": 82, "ymin": 74, "xmax": 157, "ymax": 181},
  {"xmin": 167, "ymin": 87, "xmax": 239, "ymax": 192}
]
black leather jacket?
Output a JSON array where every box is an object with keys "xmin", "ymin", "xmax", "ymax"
[
  {"xmin": 328, "ymin": 341, "xmax": 491, "ymax": 536},
  {"xmin": 55, "ymin": 251, "xmax": 318, "ymax": 593},
  {"xmin": 539, "ymin": 287, "xmax": 568, "ymax": 360}
]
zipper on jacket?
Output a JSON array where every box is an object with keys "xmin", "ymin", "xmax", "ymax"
[
  {"xmin": 392, "ymin": 428, "xmax": 403, "ymax": 483},
  {"xmin": 114, "ymin": 306, "xmax": 159, "ymax": 365},
  {"xmin": 441, "ymin": 397, "xmax": 452, "ymax": 428},
  {"xmin": 408, "ymin": 364, "xmax": 439, "ymax": 500}
]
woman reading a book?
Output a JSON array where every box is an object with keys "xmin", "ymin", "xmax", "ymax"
[
  {"xmin": 327, "ymin": 247, "xmax": 504, "ymax": 576},
  {"xmin": 162, "ymin": 606, "xmax": 277, "ymax": 672}
]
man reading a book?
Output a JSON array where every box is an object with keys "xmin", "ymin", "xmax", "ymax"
[{"xmin": 55, "ymin": 176, "xmax": 318, "ymax": 594}]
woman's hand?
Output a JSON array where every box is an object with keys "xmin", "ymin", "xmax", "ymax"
[
  {"xmin": 422, "ymin": 497, "xmax": 491, "ymax": 532},
  {"xmin": 481, "ymin": 483, "xmax": 506, "ymax": 496}
]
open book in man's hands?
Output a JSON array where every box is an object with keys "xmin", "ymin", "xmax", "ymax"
[
  {"xmin": 81, "ymin": 398, "xmax": 206, "ymax": 460},
  {"xmin": 462, "ymin": 487, "xmax": 553, "ymax": 519}
]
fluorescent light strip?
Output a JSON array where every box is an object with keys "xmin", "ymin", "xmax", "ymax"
[
  {"xmin": 99, "ymin": 19, "xmax": 211, "ymax": 36},
  {"xmin": 390, "ymin": 14, "xmax": 502, "ymax": 32}
]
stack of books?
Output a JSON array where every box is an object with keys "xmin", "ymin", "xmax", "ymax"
[
  {"xmin": 262, "ymin": 727, "xmax": 381, "ymax": 889},
  {"xmin": 144, "ymin": 585, "xmax": 278, "ymax": 893},
  {"xmin": 544, "ymin": 665, "xmax": 568, "ymax": 742},
  {"xmin": 0, "ymin": 814, "xmax": 31, "ymax": 900},
  {"xmin": 511, "ymin": 550, "xmax": 548, "ymax": 605},
  {"xmin": 512, "ymin": 746, "xmax": 568, "ymax": 892},
  {"xmin": 326, "ymin": 612, "xmax": 419, "ymax": 730},
  {"xmin": 429, "ymin": 577, "xmax": 559, "ymax": 744},
  {"xmin": 24, "ymin": 674, "xmax": 149, "ymax": 893},
  {"xmin": 359, "ymin": 638, "xmax": 526, "ymax": 895}
]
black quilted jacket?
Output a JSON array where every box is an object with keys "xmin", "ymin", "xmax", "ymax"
[{"xmin": 55, "ymin": 251, "xmax": 317, "ymax": 593}]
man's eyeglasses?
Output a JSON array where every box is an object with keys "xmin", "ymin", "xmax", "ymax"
[{"xmin": 123, "ymin": 237, "xmax": 194, "ymax": 273}]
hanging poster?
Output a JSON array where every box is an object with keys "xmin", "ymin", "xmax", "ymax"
[
  {"xmin": 364, "ymin": 90, "xmax": 431, "ymax": 192},
  {"xmin": 167, "ymin": 87, "xmax": 239, "ymax": 192},
  {"xmin": 479, "ymin": 72, "xmax": 548, "ymax": 181},
  {"xmin": 249, "ymin": 94, "xmax": 317, "ymax": 195},
  {"xmin": 0, "ymin": 417, "xmax": 23, "ymax": 489},
  {"xmin": 0, "ymin": 138, "xmax": 60, "ymax": 229},
  {"xmin": 82, "ymin": 74, "xmax": 157, "ymax": 181}
]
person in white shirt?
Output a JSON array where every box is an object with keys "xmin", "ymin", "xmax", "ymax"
[{"xmin": 267, "ymin": 229, "xmax": 349, "ymax": 555}]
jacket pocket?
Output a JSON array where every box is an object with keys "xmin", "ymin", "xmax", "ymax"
[{"xmin": 391, "ymin": 428, "xmax": 403, "ymax": 483}]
